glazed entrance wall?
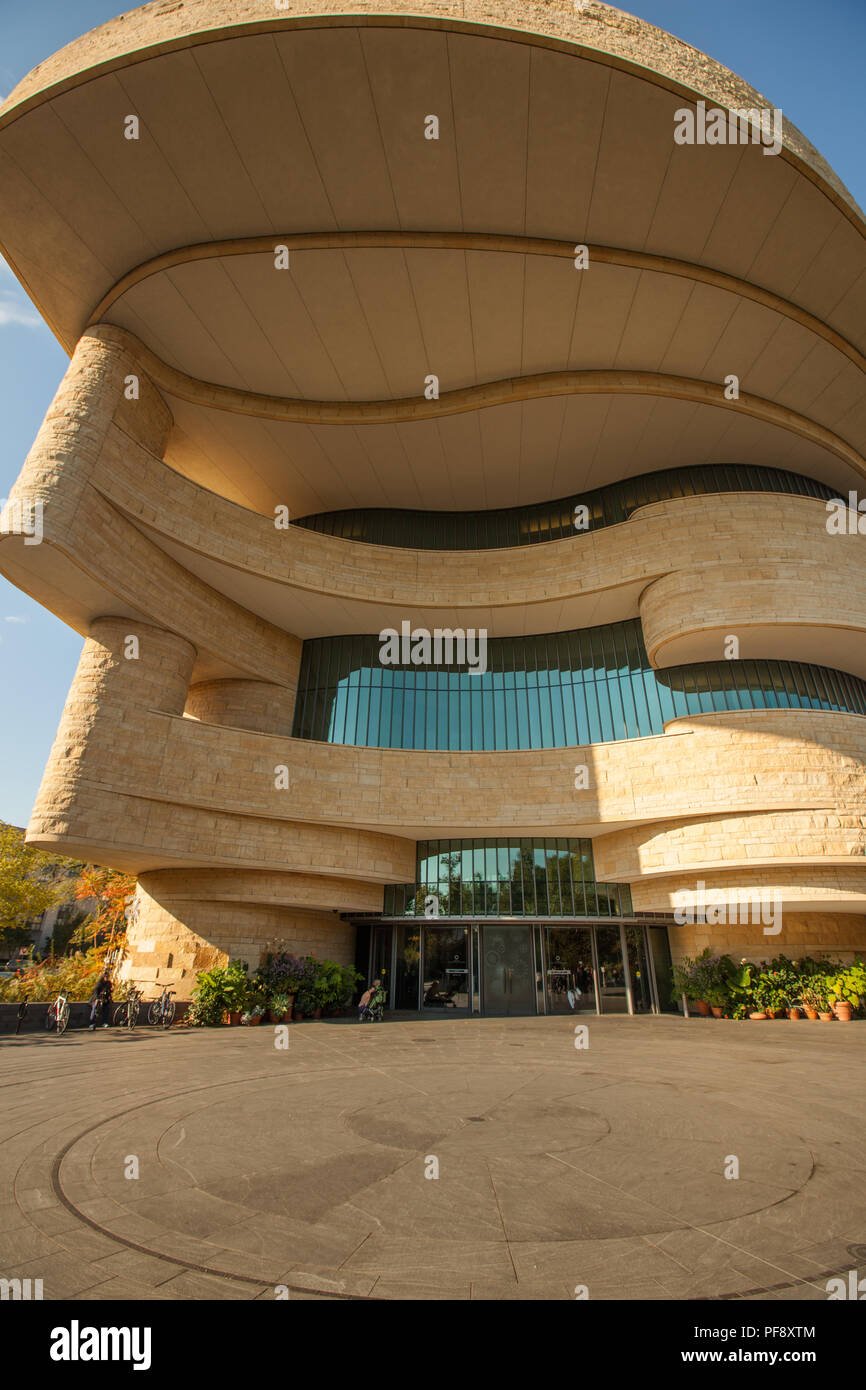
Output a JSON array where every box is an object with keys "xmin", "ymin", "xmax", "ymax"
[{"xmin": 364, "ymin": 920, "xmax": 674, "ymax": 1017}]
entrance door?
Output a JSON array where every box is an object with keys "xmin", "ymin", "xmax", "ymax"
[
  {"xmin": 422, "ymin": 925, "xmax": 471, "ymax": 1013},
  {"xmin": 370, "ymin": 926, "xmax": 393, "ymax": 1008},
  {"xmin": 595, "ymin": 925, "xmax": 628, "ymax": 1014},
  {"xmin": 482, "ymin": 925, "xmax": 536, "ymax": 1016}
]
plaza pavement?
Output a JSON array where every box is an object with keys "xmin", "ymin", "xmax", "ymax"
[{"xmin": 1, "ymin": 1014, "xmax": 864, "ymax": 1301}]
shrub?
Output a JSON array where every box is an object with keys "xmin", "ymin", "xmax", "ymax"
[
  {"xmin": 0, "ymin": 949, "xmax": 104, "ymax": 1002},
  {"xmin": 190, "ymin": 960, "xmax": 250, "ymax": 1026},
  {"xmin": 256, "ymin": 950, "xmax": 308, "ymax": 999}
]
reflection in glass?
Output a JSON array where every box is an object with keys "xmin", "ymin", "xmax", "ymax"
[
  {"xmin": 647, "ymin": 928, "xmax": 677, "ymax": 1013},
  {"xmin": 383, "ymin": 838, "xmax": 633, "ymax": 919},
  {"xmin": 595, "ymin": 926, "xmax": 628, "ymax": 1014},
  {"xmin": 394, "ymin": 925, "xmax": 420, "ymax": 1009},
  {"xmin": 293, "ymin": 620, "xmax": 866, "ymax": 753},
  {"xmin": 624, "ymin": 925, "xmax": 653, "ymax": 1013},
  {"xmin": 545, "ymin": 928, "xmax": 597, "ymax": 1013},
  {"xmin": 422, "ymin": 927, "xmax": 470, "ymax": 1011}
]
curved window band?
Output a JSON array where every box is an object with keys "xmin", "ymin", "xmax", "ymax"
[
  {"xmin": 292, "ymin": 619, "xmax": 866, "ymax": 752},
  {"xmin": 294, "ymin": 463, "xmax": 835, "ymax": 551},
  {"xmin": 382, "ymin": 838, "xmax": 634, "ymax": 920}
]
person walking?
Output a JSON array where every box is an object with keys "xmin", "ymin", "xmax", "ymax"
[{"xmin": 88, "ymin": 972, "xmax": 113, "ymax": 1030}]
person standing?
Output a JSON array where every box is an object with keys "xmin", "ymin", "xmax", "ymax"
[{"xmin": 88, "ymin": 973, "xmax": 113, "ymax": 1030}]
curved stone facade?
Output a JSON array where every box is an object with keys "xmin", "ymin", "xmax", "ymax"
[{"xmin": 1, "ymin": 1, "xmax": 864, "ymax": 1001}]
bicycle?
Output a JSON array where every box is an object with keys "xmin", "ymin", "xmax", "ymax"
[
  {"xmin": 113, "ymin": 987, "xmax": 142, "ymax": 1031},
  {"xmin": 44, "ymin": 993, "xmax": 70, "ymax": 1035},
  {"xmin": 147, "ymin": 986, "xmax": 176, "ymax": 1029}
]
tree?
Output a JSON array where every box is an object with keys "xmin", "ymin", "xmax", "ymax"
[
  {"xmin": 72, "ymin": 865, "xmax": 137, "ymax": 953},
  {"xmin": 0, "ymin": 823, "xmax": 65, "ymax": 950}
]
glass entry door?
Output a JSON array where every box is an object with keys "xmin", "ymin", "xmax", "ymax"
[
  {"xmin": 422, "ymin": 925, "xmax": 471, "ymax": 1012},
  {"xmin": 370, "ymin": 926, "xmax": 393, "ymax": 1008},
  {"xmin": 482, "ymin": 925, "xmax": 536, "ymax": 1016},
  {"xmin": 595, "ymin": 925, "xmax": 628, "ymax": 1013}
]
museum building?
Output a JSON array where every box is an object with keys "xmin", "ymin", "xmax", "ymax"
[{"xmin": 1, "ymin": 0, "xmax": 865, "ymax": 1016}]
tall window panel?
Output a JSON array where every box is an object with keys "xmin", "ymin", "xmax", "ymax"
[
  {"xmin": 382, "ymin": 838, "xmax": 634, "ymax": 918},
  {"xmin": 292, "ymin": 620, "xmax": 866, "ymax": 751}
]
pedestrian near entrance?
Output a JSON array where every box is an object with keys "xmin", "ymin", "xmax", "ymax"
[
  {"xmin": 88, "ymin": 973, "xmax": 113, "ymax": 1030},
  {"xmin": 358, "ymin": 978, "xmax": 385, "ymax": 1023}
]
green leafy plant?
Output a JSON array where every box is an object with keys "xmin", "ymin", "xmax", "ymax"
[
  {"xmin": 190, "ymin": 960, "xmax": 250, "ymax": 1026},
  {"xmin": 800, "ymin": 978, "xmax": 830, "ymax": 1012},
  {"xmin": 311, "ymin": 959, "xmax": 348, "ymax": 1011},
  {"xmin": 269, "ymin": 993, "xmax": 291, "ymax": 1019},
  {"xmin": 826, "ymin": 961, "xmax": 866, "ymax": 1011}
]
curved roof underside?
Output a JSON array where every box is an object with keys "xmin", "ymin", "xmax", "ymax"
[{"xmin": 1, "ymin": 0, "xmax": 864, "ymax": 514}]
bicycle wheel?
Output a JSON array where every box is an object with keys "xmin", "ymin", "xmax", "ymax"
[
  {"xmin": 147, "ymin": 1001, "xmax": 160, "ymax": 1027},
  {"xmin": 56, "ymin": 1001, "xmax": 70, "ymax": 1035},
  {"xmin": 113, "ymin": 1002, "xmax": 128, "ymax": 1028},
  {"xmin": 44, "ymin": 1005, "xmax": 56, "ymax": 1032},
  {"xmin": 161, "ymin": 998, "xmax": 175, "ymax": 1028},
  {"xmin": 128, "ymin": 998, "xmax": 139, "ymax": 1031}
]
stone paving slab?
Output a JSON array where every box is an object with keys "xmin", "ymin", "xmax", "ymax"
[{"xmin": 1, "ymin": 1016, "xmax": 864, "ymax": 1301}]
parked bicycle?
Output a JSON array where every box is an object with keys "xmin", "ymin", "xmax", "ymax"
[
  {"xmin": 44, "ymin": 993, "xmax": 70, "ymax": 1035},
  {"xmin": 113, "ymin": 987, "xmax": 142, "ymax": 1031},
  {"xmin": 147, "ymin": 986, "xmax": 176, "ymax": 1029}
]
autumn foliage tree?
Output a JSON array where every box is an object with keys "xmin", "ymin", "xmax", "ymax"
[
  {"xmin": 73, "ymin": 866, "xmax": 138, "ymax": 954},
  {"xmin": 0, "ymin": 823, "xmax": 65, "ymax": 951}
]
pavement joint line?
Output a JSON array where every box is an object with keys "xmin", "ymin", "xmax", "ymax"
[
  {"xmin": 44, "ymin": 1073, "xmax": 390, "ymax": 1299},
  {"xmin": 6, "ymin": 1021, "xmax": 864, "ymax": 1300},
  {"xmin": 544, "ymin": 1148, "xmax": 833, "ymax": 1298}
]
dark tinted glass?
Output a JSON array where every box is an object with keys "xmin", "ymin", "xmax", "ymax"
[{"xmin": 294, "ymin": 464, "xmax": 834, "ymax": 551}]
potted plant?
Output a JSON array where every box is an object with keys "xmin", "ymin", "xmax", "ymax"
[
  {"xmin": 752, "ymin": 969, "xmax": 787, "ymax": 1019},
  {"xmin": 292, "ymin": 956, "xmax": 320, "ymax": 1019},
  {"xmin": 329, "ymin": 963, "xmax": 363, "ymax": 1015},
  {"xmin": 240, "ymin": 1010, "xmax": 252, "ymax": 1026},
  {"xmin": 190, "ymin": 960, "xmax": 249, "ymax": 1026},
  {"xmin": 827, "ymin": 962, "xmax": 866, "ymax": 1022},
  {"xmin": 672, "ymin": 953, "xmax": 712, "ymax": 1016},
  {"xmin": 249, "ymin": 1003, "xmax": 265, "ymax": 1026},
  {"xmin": 308, "ymin": 959, "xmax": 359, "ymax": 1017},
  {"xmin": 255, "ymin": 948, "xmax": 308, "ymax": 1021},
  {"xmin": 269, "ymin": 993, "xmax": 292, "ymax": 1023}
]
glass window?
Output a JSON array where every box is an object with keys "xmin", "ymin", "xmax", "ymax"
[
  {"xmin": 296, "ymin": 466, "xmax": 835, "ymax": 552},
  {"xmin": 292, "ymin": 624, "xmax": 866, "ymax": 754}
]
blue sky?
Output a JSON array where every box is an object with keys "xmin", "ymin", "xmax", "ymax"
[{"xmin": 0, "ymin": 0, "xmax": 864, "ymax": 827}]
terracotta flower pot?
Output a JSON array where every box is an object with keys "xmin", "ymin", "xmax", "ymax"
[
  {"xmin": 710, "ymin": 1006, "xmax": 724, "ymax": 1018},
  {"xmin": 786, "ymin": 1007, "xmax": 802, "ymax": 1020},
  {"xmin": 803, "ymin": 1006, "xmax": 819, "ymax": 1020},
  {"xmin": 695, "ymin": 1000, "xmax": 712, "ymax": 1017},
  {"xmin": 834, "ymin": 1001, "xmax": 853, "ymax": 1022},
  {"xmin": 819, "ymin": 1011, "xmax": 835, "ymax": 1022},
  {"xmin": 249, "ymin": 1014, "xmax": 263, "ymax": 1026},
  {"xmin": 749, "ymin": 1011, "xmax": 767, "ymax": 1020},
  {"xmin": 313, "ymin": 1006, "xmax": 323, "ymax": 1020},
  {"xmin": 223, "ymin": 1011, "xmax": 241, "ymax": 1026}
]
